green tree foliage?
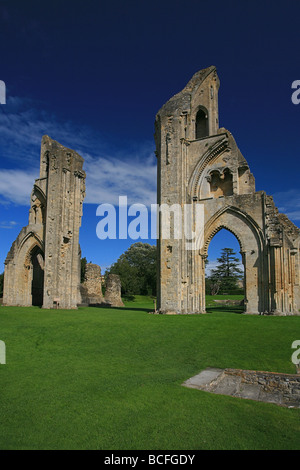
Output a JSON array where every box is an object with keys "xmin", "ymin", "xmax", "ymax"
[
  {"xmin": 106, "ymin": 242, "xmax": 157, "ymax": 296},
  {"xmin": 206, "ymin": 247, "xmax": 243, "ymax": 295},
  {"xmin": 205, "ymin": 277, "xmax": 221, "ymax": 296},
  {"xmin": 80, "ymin": 257, "xmax": 87, "ymax": 283}
]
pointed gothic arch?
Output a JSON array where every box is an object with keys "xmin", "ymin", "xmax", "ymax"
[
  {"xmin": 3, "ymin": 232, "xmax": 45, "ymax": 307},
  {"xmin": 201, "ymin": 205, "xmax": 265, "ymax": 313},
  {"xmin": 205, "ymin": 227, "xmax": 244, "ymax": 299},
  {"xmin": 30, "ymin": 245, "xmax": 44, "ymax": 306},
  {"xmin": 195, "ymin": 106, "xmax": 209, "ymax": 139}
]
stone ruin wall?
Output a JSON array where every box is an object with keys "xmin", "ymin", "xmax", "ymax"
[
  {"xmin": 104, "ymin": 274, "xmax": 124, "ymax": 307},
  {"xmin": 155, "ymin": 66, "xmax": 300, "ymax": 315},
  {"xmin": 80, "ymin": 263, "xmax": 104, "ymax": 305},
  {"xmin": 80, "ymin": 265, "xmax": 124, "ymax": 308},
  {"xmin": 3, "ymin": 135, "xmax": 86, "ymax": 309}
]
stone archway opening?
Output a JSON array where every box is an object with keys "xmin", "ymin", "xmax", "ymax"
[
  {"xmin": 205, "ymin": 228, "xmax": 245, "ymax": 311},
  {"xmin": 30, "ymin": 246, "xmax": 44, "ymax": 306},
  {"xmin": 195, "ymin": 107, "xmax": 209, "ymax": 139}
]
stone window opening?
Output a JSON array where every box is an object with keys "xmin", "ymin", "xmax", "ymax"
[
  {"xmin": 208, "ymin": 169, "xmax": 233, "ymax": 198},
  {"xmin": 195, "ymin": 108, "xmax": 209, "ymax": 139}
]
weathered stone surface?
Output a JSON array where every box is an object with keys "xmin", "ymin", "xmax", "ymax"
[
  {"xmin": 3, "ymin": 136, "xmax": 86, "ymax": 309},
  {"xmin": 183, "ymin": 368, "xmax": 300, "ymax": 407},
  {"xmin": 104, "ymin": 274, "xmax": 124, "ymax": 307},
  {"xmin": 155, "ymin": 66, "xmax": 300, "ymax": 315},
  {"xmin": 80, "ymin": 263, "xmax": 103, "ymax": 305},
  {"xmin": 213, "ymin": 299, "xmax": 243, "ymax": 306}
]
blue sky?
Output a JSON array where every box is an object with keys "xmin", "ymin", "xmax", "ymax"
[{"xmin": 0, "ymin": 0, "xmax": 300, "ymax": 273}]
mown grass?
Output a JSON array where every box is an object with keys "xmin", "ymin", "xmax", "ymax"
[{"xmin": 0, "ymin": 295, "xmax": 299, "ymax": 450}]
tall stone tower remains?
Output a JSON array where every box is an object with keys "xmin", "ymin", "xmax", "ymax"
[
  {"xmin": 3, "ymin": 136, "xmax": 86, "ymax": 309},
  {"xmin": 155, "ymin": 66, "xmax": 300, "ymax": 315}
]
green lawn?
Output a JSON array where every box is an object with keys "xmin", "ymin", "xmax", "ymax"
[{"xmin": 0, "ymin": 295, "xmax": 299, "ymax": 450}]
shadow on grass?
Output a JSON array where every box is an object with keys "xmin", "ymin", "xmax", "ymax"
[
  {"xmin": 88, "ymin": 304, "xmax": 244, "ymax": 315},
  {"xmin": 87, "ymin": 304, "xmax": 153, "ymax": 313}
]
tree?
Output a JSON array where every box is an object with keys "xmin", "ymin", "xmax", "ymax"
[
  {"xmin": 80, "ymin": 257, "xmax": 87, "ymax": 283},
  {"xmin": 106, "ymin": 242, "xmax": 157, "ymax": 296},
  {"xmin": 207, "ymin": 248, "xmax": 243, "ymax": 294},
  {"xmin": 205, "ymin": 277, "xmax": 221, "ymax": 296}
]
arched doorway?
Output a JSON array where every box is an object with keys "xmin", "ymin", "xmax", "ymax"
[
  {"xmin": 30, "ymin": 246, "xmax": 44, "ymax": 306},
  {"xmin": 205, "ymin": 228, "xmax": 245, "ymax": 310},
  {"xmin": 202, "ymin": 207, "xmax": 264, "ymax": 314}
]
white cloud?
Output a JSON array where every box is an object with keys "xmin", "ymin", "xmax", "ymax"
[
  {"xmin": 0, "ymin": 168, "xmax": 39, "ymax": 205},
  {"xmin": 273, "ymin": 189, "xmax": 300, "ymax": 222},
  {"xmin": 0, "ymin": 95, "xmax": 106, "ymax": 166},
  {"xmin": 0, "ymin": 95, "xmax": 157, "ymax": 207},
  {"xmin": 0, "ymin": 153, "xmax": 157, "ymax": 207},
  {"xmin": 83, "ymin": 151, "xmax": 157, "ymax": 206},
  {"xmin": 0, "ymin": 220, "xmax": 18, "ymax": 229}
]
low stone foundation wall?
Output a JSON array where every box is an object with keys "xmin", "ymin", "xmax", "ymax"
[
  {"xmin": 213, "ymin": 299, "xmax": 243, "ymax": 306},
  {"xmin": 224, "ymin": 368, "xmax": 300, "ymax": 407},
  {"xmin": 183, "ymin": 367, "xmax": 300, "ymax": 407}
]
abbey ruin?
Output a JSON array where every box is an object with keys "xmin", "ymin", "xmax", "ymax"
[
  {"xmin": 3, "ymin": 136, "xmax": 86, "ymax": 309},
  {"xmin": 80, "ymin": 264, "xmax": 124, "ymax": 308},
  {"xmin": 2, "ymin": 135, "xmax": 124, "ymax": 310},
  {"xmin": 2, "ymin": 66, "xmax": 300, "ymax": 315},
  {"xmin": 155, "ymin": 66, "xmax": 300, "ymax": 315}
]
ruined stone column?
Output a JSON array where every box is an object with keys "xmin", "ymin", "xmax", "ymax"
[
  {"xmin": 3, "ymin": 135, "xmax": 86, "ymax": 309},
  {"xmin": 41, "ymin": 136, "xmax": 86, "ymax": 309},
  {"xmin": 80, "ymin": 263, "xmax": 104, "ymax": 305}
]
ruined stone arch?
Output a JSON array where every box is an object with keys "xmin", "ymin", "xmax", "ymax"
[
  {"xmin": 201, "ymin": 206, "xmax": 266, "ymax": 313},
  {"xmin": 32, "ymin": 184, "xmax": 46, "ymax": 205},
  {"xmin": 29, "ymin": 185, "xmax": 47, "ymax": 226},
  {"xmin": 155, "ymin": 66, "xmax": 300, "ymax": 315},
  {"xmin": 3, "ymin": 232, "xmax": 44, "ymax": 307},
  {"xmin": 188, "ymin": 134, "xmax": 230, "ymax": 201},
  {"xmin": 3, "ymin": 136, "xmax": 86, "ymax": 309},
  {"xmin": 19, "ymin": 231, "xmax": 44, "ymax": 255},
  {"xmin": 202, "ymin": 205, "xmax": 264, "ymax": 256},
  {"xmin": 203, "ymin": 223, "xmax": 244, "ymax": 256},
  {"xmin": 204, "ymin": 226, "xmax": 245, "ymax": 298}
]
